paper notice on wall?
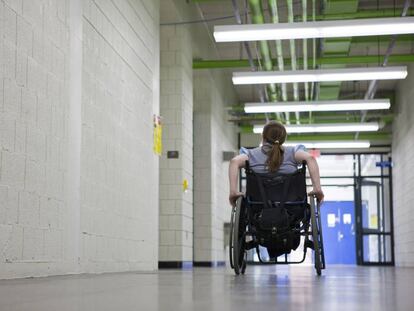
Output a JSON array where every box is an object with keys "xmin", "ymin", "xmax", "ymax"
[
  {"xmin": 343, "ymin": 213, "xmax": 352, "ymax": 225},
  {"xmin": 327, "ymin": 214, "xmax": 336, "ymax": 227},
  {"xmin": 153, "ymin": 115, "xmax": 162, "ymax": 156}
]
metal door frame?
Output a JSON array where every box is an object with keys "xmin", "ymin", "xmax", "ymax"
[{"xmin": 355, "ymin": 155, "xmax": 395, "ymax": 266}]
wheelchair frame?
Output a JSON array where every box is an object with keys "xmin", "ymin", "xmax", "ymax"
[{"xmin": 229, "ymin": 162, "xmax": 326, "ymax": 276}]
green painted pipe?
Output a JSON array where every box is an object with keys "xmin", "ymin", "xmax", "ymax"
[
  {"xmin": 193, "ymin": 54, "xmax": 414, "ymax": 69},
  {"xmin": 249, "ymin": 0, "xmax": 278, "ymax": 102},
  {"xmin": 286, "ymin": 0, "xmax": 299, "ymax": 103},
  {"xmin": 268, "ymin": 0, "xmax": 287, "ymax": 102},
  {"xmin": 301, "ymin": 0, "xmax": 309, "ymax": 101}
]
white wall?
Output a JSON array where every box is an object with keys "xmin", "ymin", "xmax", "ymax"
[
  {"xmin": 159, "ymin": 22, "xmax": 193, "ymax": 263},
  {"xmin": 393, "ymin": 63, "xmax": 414, "ymax": 267},
  {"xmin": 0, "ymin": 0, "xmax": 160, "ymax": 279},
  {"xmin": 193, "ymin": 70, "xmax": 238, "ymax": 263},
  {"xmin": 158, "ymin": 0, "xmax": 238, "ymax": 265}
]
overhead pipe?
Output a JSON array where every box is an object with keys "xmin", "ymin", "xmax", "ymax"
[
  {"xmin": 302, "ymin": 0, "xmax": 309, "ymax": 101},
  {"xmin": 268, "ymin": 0, "xmax": 289, "ymax": 122},
  {"xmin": 310, "ymin": 0, "xmax": 316, "ymax": 100},
  {"xmin": 286, "ymin": 0, "xmax": 301, "ymax": 123},
  {"xmin": 309, "ymin": 0, "xmax": 317, "ymax": 123},
  {"xmin": 230, "ymin": 0, "xmax": 271, "ymax": 122},
  {"xmin": 248, "ymin": 0, "xmax": 278, "ymax": 103},
  {"xmin": 267, "ymin": 0, "xmax": 287, "ymax": 99}
]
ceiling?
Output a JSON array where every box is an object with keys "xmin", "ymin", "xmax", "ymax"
[{"xmin": 187, "ymin": 0, "xmax": 414, "ymax": 146}]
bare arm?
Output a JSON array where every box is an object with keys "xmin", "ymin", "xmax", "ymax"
[
  {"xmin": 228, "ymin": 154, "xmax": 249, "ymax": 206},
  {"xmin": 294, "ymin": 150, "xmax": 324, "ymax": 202}
]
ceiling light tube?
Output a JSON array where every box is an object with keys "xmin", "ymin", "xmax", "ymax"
[
  {"xmin": 244, "ymin": 99, "xmax": 391, "ymax": 113},
  {"xmin": 282, "ymin": 141, "xmax": 371, "ymax": 149},
  {"xmin": 233, "ymin": 67, "xmax": 407, "ymax": 85},
  {"xmin": 214, "ymin": 17, "xmax": 414, "ymax": 42},
  {"xmin": 253, "ymin": 123, "xmax": 379, "ymax": 134}
]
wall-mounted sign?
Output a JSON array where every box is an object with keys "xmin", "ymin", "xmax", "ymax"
[
  {"xmin": 375, "ymin": 161, "xmax": 392, "ymax": 168},
  {"xmin": 223, "ymin": 151, "xmax": 236, "ymax": 161},
  {"xmin": 167, "ymin": 151, "xmax": 179, "ymax": 159},
  {"xmin": 153, "ymin": 115, "xmax": 162, "ymax": 156},
  {"xmin": 183, "ymin": 179, "xmax": 189, "ymax": 193}
]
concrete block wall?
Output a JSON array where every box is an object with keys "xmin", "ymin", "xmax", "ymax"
[
  {"xmin": 193, "ymin": 70, "xmax": 238, "ymax": 263},
  {"xmin": 159, "ymin": 24, "xmax": 193, "ymax": 263},
  {"xmin": 0, "ymin": 0, "xmax": 160, "ymax": 278},
  {"xmin": 210, "ymin": 71, "xmax": 237, "ymax": 262},
  {"xmin": 393, "ymin": 63, "xmax": 414, "ymax": 267},
  {"xmin": 80, "ymin": 0, "xmax": 160, "ymax": 273},
  {"xmin": 0, "ymin": 0, "xmax": 71, "ymax": 278}
]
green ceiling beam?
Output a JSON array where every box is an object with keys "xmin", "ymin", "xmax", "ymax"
[
  {"xmin": 352, "ymin": 34, "xmax": 413, "ymax": 43},
  {"xmin": 193, "ymin": 54, "xmax": 414, "ymax": 69},
  {"xmin": 189, "ymin": 1, "xmax": 413, "ymax": 18},
  {"xmin": 299, "ymin": 8, "xmax": 414, "ymax": 20}
]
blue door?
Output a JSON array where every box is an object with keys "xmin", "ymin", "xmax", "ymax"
[{"xmin": 320, "ymin": 201, "xmax": 356, "ymax": 264}]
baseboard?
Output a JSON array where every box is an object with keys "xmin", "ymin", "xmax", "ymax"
[
  {"xmin": 158, "ymin": 261, "xmax": 193, "ymax": 269},
  {"xmin": 193, "ymin": 261, "xmax": 226, "ymax": 267}
]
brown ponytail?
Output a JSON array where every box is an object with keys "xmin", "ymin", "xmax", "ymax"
[{"xmin": 261, "ymin": 121, "xmax": 287, "ymax": 172}]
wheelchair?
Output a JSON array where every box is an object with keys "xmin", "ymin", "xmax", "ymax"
[{"xmin": 229, "ymin": 161, "xmax": 326, "ymax": 276}]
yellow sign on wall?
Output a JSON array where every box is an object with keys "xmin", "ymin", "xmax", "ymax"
[{"xmin": 153, "ymin": 115, "xmax": 162, "ymax": 156}]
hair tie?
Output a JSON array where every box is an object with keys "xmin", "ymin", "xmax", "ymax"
[{"xmin": 274, "ymin": 140, "xmax": 280, "ymax": 145}]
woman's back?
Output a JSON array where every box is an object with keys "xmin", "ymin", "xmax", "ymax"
[{"xmin": 241, "ymin": 145, "xmax": 305, "ymax": 174}]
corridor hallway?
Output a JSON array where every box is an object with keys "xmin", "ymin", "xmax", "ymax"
[{"xmin": 1, "ymin": 266, "xmax": 412, "ymax": 311}]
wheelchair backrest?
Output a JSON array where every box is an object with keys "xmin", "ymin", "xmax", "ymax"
[{"xmin": 245, "ymin": 161, "xmax": 307, "ymax": 203}]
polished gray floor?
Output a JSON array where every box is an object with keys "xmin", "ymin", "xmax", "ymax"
[{"xmin": 0, "ymin": 265, "xmax": 413, "ymax": 311}]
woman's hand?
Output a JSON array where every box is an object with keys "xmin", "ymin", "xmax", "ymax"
[
  {"xmin": 308, "ymin": 188, "xmax": 324, "ymax": 203},
  {"xmin": 229, "ymin": 191, "xmax": 244, "ymax": 207}
]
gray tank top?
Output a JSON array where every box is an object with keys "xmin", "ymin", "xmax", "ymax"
[{"xmin": 241, "ymin": 144, "xmax": 306, "ymax": 174}]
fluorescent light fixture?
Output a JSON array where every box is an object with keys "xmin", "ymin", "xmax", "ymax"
[
  {"xmin": 283, "ymin": 141, "xmax": 371, "ymax": 149},
  {"xmin": 253, "ymin": 123, "xmax": 379, "ymax": 134},
  {"xmin": 233, "ymin": 67, "xmax": 407, "ymax": 85},
  {"xmin": 244, "ymin": 99, "xmax": 391, "ymax": 113},
  {"xmin": 214, "ymin": 17, "xmax": 414, "ymax": 42}
]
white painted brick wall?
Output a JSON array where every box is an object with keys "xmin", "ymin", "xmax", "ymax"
[
  {"xmin": 0, "ymin": 0, "xmax": 69, "ymax": 277},
  {"xmin": 393, "ymin": 63, "xmax": 414, "ymax": 267},
  {"xmin": 0, "ymin": 0, "xmax": 160, "ymax": 278},
  {"xmin": 159, "ymin": 23, "xmax": 193, "ymax": 262},
  {"xmin": 193, "ymin": 70, "xmax": 238, "ymax": 263},
  {"xmin": 80, "ymin": 0, "xmax": 159, "ymax": 273}
]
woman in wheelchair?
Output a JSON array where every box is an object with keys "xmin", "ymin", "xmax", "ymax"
[
  {"xmin": 228, "ymin": 120, "xmax": 324, "ymax": 206},
  {"xmin": 227, "ymin": 121, "xmax": 326, "ymax": 274}
]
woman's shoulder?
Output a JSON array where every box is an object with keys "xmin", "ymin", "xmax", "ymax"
[
  {"xmin": 239, "ymin": 146, "xmax": 262, "ymax": 156},
  {"xmin": 284, "ymin": 144, "xmax": 306, "ymax": 153}
]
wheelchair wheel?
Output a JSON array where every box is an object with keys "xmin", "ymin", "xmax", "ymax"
[
  {"xmin": 232, "ymin": 197, "xmax": 246, "ymax": 275},
  {"xmin": 229, "ymin": 205, "xmax": 236, "ymax": 269},
  {"xmin": 310, "ymin": 196, "xmax": 323, "ymax": 276}
]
